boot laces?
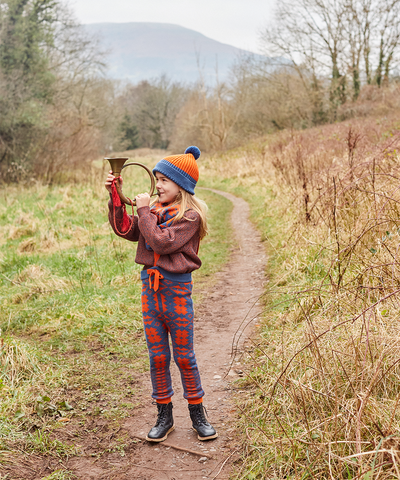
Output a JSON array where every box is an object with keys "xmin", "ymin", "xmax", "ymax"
[
  {"xmin": 154, "ymin": 402, "xmax": 169, "ymax": 426},
  {"xmin": 193, "ymin": 404, "xmax": 209, "ymax": 425}
]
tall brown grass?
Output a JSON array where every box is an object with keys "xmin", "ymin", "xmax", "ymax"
[{"xmin": 204, "ymin": 112, "xmax": 400, "ymax": 478}]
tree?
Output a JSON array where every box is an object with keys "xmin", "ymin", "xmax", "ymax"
[
  {"xmin": 119, "ymin": 114, "xmax": 139, "ymax": 150},
  {"xmin": 261, "ymin": 0, "xmax": 348, "ymax": 116},
  {"xmin": 260, "ymin": 0, "xmax": 400, "ymax": 116},
  {"xmin": 0, "ymin": 0, "xmax": 113, "ymax": 182},
  {"xmin": 118, "ymin": 77, "xmax": 188, "ymax": 150},
  {"xmin": 0, "ymin": 0, "xmax": 58, "ymax": 175},
  {"xmin": 374, "ymin": 0, "xmax": 400, "ymax": 86}
]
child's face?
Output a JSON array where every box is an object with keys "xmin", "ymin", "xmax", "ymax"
[{"xmin": 155, "ymin": 172, "xmax": 181, "ymax": 204}]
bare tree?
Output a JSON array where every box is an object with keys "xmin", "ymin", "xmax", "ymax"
[
  {"xmin": 342, "ymin": 0, "xmax": 375, "ymax": 98},
  {"xmin": 261, "ymin": 0, "xmax": 400, "ymax": 112},
  {"xmin": 374, "ymin": 0, "xmax": 400, "ymax": 86},
  {"xmin": 261, "ymin": 0, "xmax": 348, "ymax": 115}
]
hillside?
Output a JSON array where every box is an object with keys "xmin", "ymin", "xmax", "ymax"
[{"xmin": 83, "ymin": 22, "xmax": 264, "ymax": 84}]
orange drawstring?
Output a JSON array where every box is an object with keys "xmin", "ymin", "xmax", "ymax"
[
  {"xmin": 147, "ymin": 253, "xmax": 162, "ymax": 291},
  {"xmin": 147, "ymin": 268, "xmax": 164, "ymax": 292}
]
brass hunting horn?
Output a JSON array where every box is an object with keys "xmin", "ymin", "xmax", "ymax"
[{"xmin": 105, "ymin": 157, "xmax": 156, "ymax": 206}]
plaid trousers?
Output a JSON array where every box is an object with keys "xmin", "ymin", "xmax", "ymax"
[{"xmin": 141, "ymin": 277, "xmax": 204, "ymax": 402}]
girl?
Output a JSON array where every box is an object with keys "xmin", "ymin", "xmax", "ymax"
[{"xmin": 105, "ymin": 146, "xmax": 217, "ymax": 443}]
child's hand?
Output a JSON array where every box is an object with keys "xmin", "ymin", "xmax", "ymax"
[
  {"xmin": 105, "ymin": 170, "xmax": 123, "ymax": 193},
  {"xmin": 135, "ymin": 193, "xmax": 151, "ymax": 208}
]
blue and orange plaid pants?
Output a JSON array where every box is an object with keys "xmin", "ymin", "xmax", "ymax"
[{"xmin": 141, "ymin": 277, "xmax": 205, "ymax": 402}]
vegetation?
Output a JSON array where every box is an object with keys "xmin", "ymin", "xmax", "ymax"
[
  {"xmin": 117, "ymin": 77, "xmax": 189, "ymax": 150},
  {"xmin": 0, "ymin": 0, "xmax": 116, "ymax": 182},
  {"xmin": 200, "ymin": 112, "xmax": 400, "ymax": 478},
  {"xmin": 3, "ymin": 0, "xmax": 400, "ymax": 182},
  {"xmin": 261, "ymin": 0, "xmax": 400, "ymax": 105}
]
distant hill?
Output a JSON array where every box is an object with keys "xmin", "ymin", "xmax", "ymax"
[{"xmin": 83, "ymin": 22, "xmax": 264, "ymax": 84}]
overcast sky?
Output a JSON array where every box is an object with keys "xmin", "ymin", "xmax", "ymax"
[{"xmin": 70, "ymin": 0, "xmax": 275, "ymax": 53}]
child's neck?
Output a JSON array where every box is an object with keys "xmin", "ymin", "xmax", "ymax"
[{"xmin": 160, "ymin": 197, "xmax": 179, "ymax": 207}]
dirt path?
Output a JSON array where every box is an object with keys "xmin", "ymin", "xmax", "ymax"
[
  {"xmin": 5, "ymin": 190, "xmax": 267, "ymax": 480},
  {"xmin": 114, "ymin": 190, "xmax": 267, "ymax": 479},
  {"xmin": 84, "ymin": 189, "xmax": 267, "ymax": 480}
]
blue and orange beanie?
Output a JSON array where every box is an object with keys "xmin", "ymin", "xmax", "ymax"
[{"xmin": 153, "ymin": 146, "xmax": 200, "ymax": 195}]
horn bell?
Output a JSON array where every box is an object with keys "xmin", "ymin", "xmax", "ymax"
[{"xmin": 105, "ymin": 157, "xmax": 129, "ymax": 177}]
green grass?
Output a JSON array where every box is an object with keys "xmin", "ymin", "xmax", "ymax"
[
  {"xmin": 0, "ymin": 156, "xmax": 233, "ymax": 462},
  {"xmin": 194, "ymin": 188, "xmax": 234, "ymax": 286}
]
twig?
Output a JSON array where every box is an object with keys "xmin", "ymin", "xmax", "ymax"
[
  {"xmin": 225, "ymin": 311, "xmax": 263, "ymax": 379},
  {"xmin": 133, "ymin": 435, "xmax": 213, "ymax": 458},
  {"xmin": 210, "ymin": 450, "xmax": 238, "ymax": 480},
  {"xmin": 129, "ymin": 463, "xmax": 203, "ymax": 473},
  {"xmin": 266, "ymin": 287, "xmax": 400, "ymax": 413},
  {"xmin": 341, "ymin": 448, "xmax": 400, "ymax": 460}
]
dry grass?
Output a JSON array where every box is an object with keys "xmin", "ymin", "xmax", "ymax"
[
  {"xmin": 202, "ymin": 112, "xmax": 400, "ymax": 478},
  {"xmin": 16, "ymin": 264, "xmax": 69, "ymax": 292},
  {"xmin": 0, "ymin": 337, "xmax": 41, "ymax": 392},
  {"xmin": 8, "ymin": 216, "xmax": 39, "ymax": 240}
]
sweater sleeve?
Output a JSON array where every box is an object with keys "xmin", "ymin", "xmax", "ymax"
[
  {"xmin": 108, "ymin": 197, "xmax": 140, "ymax": 242},
  {"xmin": 137, "ymin": 206, "xmax": 200, "ymax": 255}
]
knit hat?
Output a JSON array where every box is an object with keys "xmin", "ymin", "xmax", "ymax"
[{"xmin": 152, "ymin": 146, "xmax": 200, "ymax": 195}]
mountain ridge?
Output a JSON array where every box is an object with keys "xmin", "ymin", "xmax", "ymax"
[{"xmin": 83, "ymin": 22, "xmax": 263, "ymax": 83}]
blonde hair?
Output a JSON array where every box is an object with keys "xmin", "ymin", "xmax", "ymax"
[{"xmin": 150, "ymin": 189, "xmax": 209, "ymax": 240}]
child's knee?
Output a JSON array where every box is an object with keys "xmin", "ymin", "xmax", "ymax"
[
  {"xmin": 175, "ymin": 354, "xmax": 195, "ymax": 370},
  {"xmin": 149, "ymin": 351, "xmax": 171, "ymax": 368}
]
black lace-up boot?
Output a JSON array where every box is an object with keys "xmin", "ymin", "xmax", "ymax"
[
  {"xmin": 146, "ymin": 402, "xmax": 174, "ymax": 442},
  {"xmin": 188, "ymin": 403, "xmax": 218, "ymax": 441}
]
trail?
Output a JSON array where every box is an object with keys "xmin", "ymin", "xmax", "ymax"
[
  {"xmin": 81, "ymin": 189, "xmax": 267, "ymax": 480},
  {"xmin": 6, "ymin": 190, "xmax": 267, "ymax": 480}
]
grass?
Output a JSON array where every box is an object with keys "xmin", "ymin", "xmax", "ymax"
[
  {"xmin": 40, "ymin": 471, "xmax": 77, "ymax": 480},
  {"xmin": 0, "ymin": 151, "xmax": 233, "ymax": 468},
  {"xmin": 8, "ymin": 118, "xmax": 400, "ymax": 478},
  {"xmin": 199, "ymin": 112, "xmax": 400, "ymax": 479}
]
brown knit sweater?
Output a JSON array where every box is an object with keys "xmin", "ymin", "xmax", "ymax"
[{"xmin": 108, "ymin": 200, "xmax": 202, "ymax": 274}]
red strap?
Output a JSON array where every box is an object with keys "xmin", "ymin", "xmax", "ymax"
[
  {"xmin": 111, "ymin": 178, "xmax": 122, "ymax": 206},
  {"xmin": 111, "ymin": 179, "xmax": 134, "ymax": 236}
]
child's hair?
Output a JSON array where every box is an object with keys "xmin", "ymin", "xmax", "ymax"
[{"xmin": 150, "ymin": 189, "xmax": 208, "ymax": 240}]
